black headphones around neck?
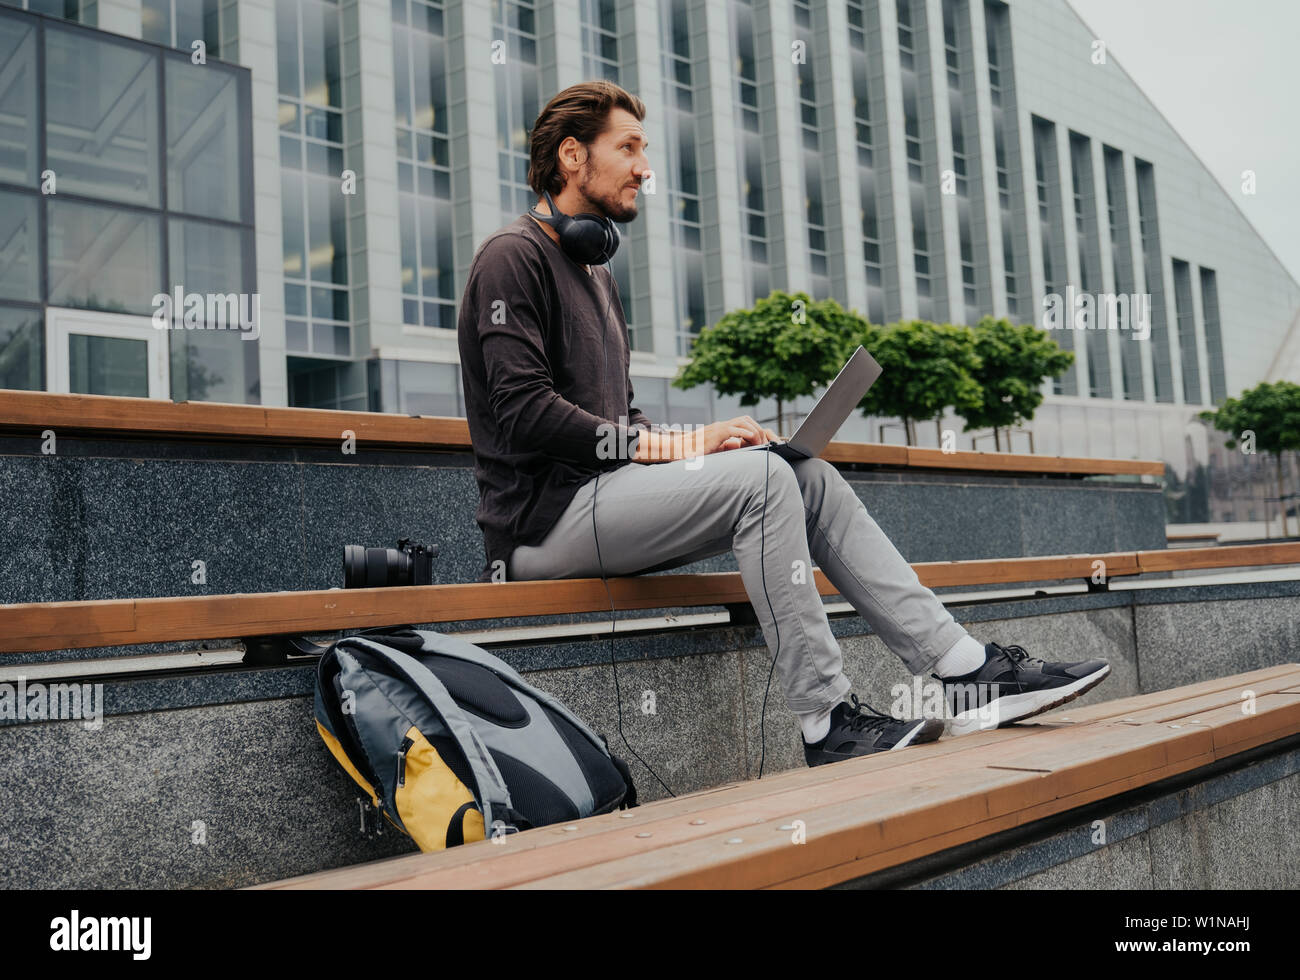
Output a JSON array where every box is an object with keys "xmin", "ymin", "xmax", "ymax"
[{"xmin": 528, "ymin": 188, "xmax": 621, "ymax": 266}]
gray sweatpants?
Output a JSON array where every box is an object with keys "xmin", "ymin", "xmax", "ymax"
[{"xmin": 507, "ymin": 448, "xmax": 970, "ymax": 714}]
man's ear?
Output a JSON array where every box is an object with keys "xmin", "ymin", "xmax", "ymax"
[{"xmin": 557, "ymin": 136, "xmax": 587, "ymax": 184}]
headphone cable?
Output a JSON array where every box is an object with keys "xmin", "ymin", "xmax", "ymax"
[{"xmin": 591, "ymin": 240, "xmax": 676, "ymax": 800}]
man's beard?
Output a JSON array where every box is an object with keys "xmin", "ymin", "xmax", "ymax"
[{"xmin": 579, "ymin": 164, "xmax": 639, "ymax": 223}]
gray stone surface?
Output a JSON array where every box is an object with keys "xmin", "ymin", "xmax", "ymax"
[
  {"xmin": 1000, "ymin": 826, "xmax": 1156, "ymax": 889},
  {"xmin": 904, "ymin": 803, "xmax": 1153, "ymax": 890},
  {"xmin": 525, "ymin": 647, "xmax": 746, "ymax": 804},
  {"xmin": 0, "ymin": 435, "xmax": 1165, "ymax": 607},
  {"xmin": 1147, "ymin": 769, "xmax": 1300, "ymax": 888},
  {"xmin": 1136, "ymin": 597, "xmax": 1300, "ymax": 692},
  {"xmin": 0, "ymin": 698, "xmax": 416, "ymax": 889},
  {"xmin": 891, "ymin": 747, "xmax": 1300, "ymax": 890},
  {"xmin": 0, "ymin": 456, "xmax": 61, "ymax": 605}
]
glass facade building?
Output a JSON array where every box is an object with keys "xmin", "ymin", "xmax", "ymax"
[
  {"xmin": 2, "ymin": 0, "xmax": 1298, "ymax": 527},
  {"xmin": 0, "ymin": 3, "xmax": 256, "ymax": 402}
]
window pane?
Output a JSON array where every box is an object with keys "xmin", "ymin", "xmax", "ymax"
[
  {"xmin": 170, "ymin": 324, "xmax": 257, "ymax": 403},
  {"xmin": 0, "ymin": 304, "xmax": 42, "ymax": 391},
  {"xmin": 0, "ymin": 16, "xmax": 38, "ymax": 187},
  {"xmin": 48, "ymin": 200, "xmax": 163, "ymax": 315},
  {"xmin": 174, "ymin": 0, "xmax": 210, "ymax": 52},
  {"xmin": 169, "ymin": 219, "xmax": 249, "ymax": 306},
  {"xmin": 166, "ymin": 60, "xmax": 244, "ymax": 220},
  {"xmin": 399, "ymin": 196, "xmax": 418, "ymax": 295},
  {"xmin": 141, "ymin": 0, "xmax": 170, "ymax": 45},
  {"xmin": 45, "ymin": 27, "xmax": 161, "ymax": 207},
  {"xmin": 68, "ymin": 334, "xmax": 149, "ymax": 397},
  {"xmin": 410, "ymin": 28, "xmax": 447, "ymax": 133},
  {"xmin": 0, "ymin": 191, "xmax": 40, "ymax": 303},
  {"xmin": 276, "ymin": 0, "xmax": 300, "ymax": 98},
  {"xmin": 392, "ymin": 25, "xmax": 411, "ymax": 128},
  {"xmin": 281, "ymin": 170, "xmax": 304, "ymax": 277},
  {"xmin": 306, "ymin": 174, "xmax": 347, "ymax": 283},
  {"xmin": 301, "ymin": 0, "xmax": 342, "ymax": 108}
]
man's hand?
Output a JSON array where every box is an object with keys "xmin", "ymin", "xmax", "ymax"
[{"xmin": 634, "ymin": 416, "xmax": 779, "ymax": 463}]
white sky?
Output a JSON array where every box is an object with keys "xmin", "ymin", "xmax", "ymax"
[{"xmin": 1067, "ymin": 0, "xmax": 1300, "ymax": 284}]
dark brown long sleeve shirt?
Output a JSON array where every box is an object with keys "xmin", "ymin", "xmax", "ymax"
[{"xmin": 457, "ymin": 214, "xmax": 653, "ymax": 583}]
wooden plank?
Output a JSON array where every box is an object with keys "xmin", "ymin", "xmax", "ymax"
[
  {"xmin": 819, "ymin": 441, "xmax": 910, "ymax": 467},
  {"xmin": 905, "ymin": 446, "xmax": 1164, "ymax": 477},
  {"xmin": 0, "ymin": 389, "xmax": 471, "ymax": 450},
  {"xmin": 519, "ymin": 694, "xmax": 1300, "ymax": 889},
  {"xmin": 1136, "ymin": 541, "xmax": 1300, "ymax": 573},
  {"xmin": 0, "ymin": 389, "xmax": 1164, "ymax": 476},
  {"xmin": 0, "ymin": 557, "xmax": 1135, "ymax": 654},
  {"xmin": 0, "ymin": 576, "xmax": 753, "ymax": 653},
  {"xmin": 513, "ymin": 679, "xmax": 1300, "ymax": 889},
  {"xmin": 4, "ymin": 538, "xmax": 1297, "ymax": 653},
  {"xmin": 911, "ymin": 552, "xmax": 1139, "ymax": 589},
  {"xmin": 257, "ymin": 666, "xmax": 1300, "ymax": 890}
]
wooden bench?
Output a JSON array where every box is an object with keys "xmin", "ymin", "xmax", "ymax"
[
  {"xmin": 256, "ymin": 664, "xmax": 1300, "ymax": 888},
  {"xmin": 2, "ymin": 541, "xmax": 1299, "ymax": 657},
  {"xmin": 0, "ymin": 388, "xmax": 1164, "ymax": 477}
]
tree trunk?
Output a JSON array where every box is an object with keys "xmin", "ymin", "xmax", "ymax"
[
  {"xmin": 994, "ymin": 427, "xmax": 1001, "ymax": 452},
  {"xmin": 776, "ymin": 397, "xmax": 783, "ymax": 438},
  {"xmin": 1279, "ymin": 453, "xmax": 1291, "ymax": 538},
  {"xmin": 906, "ymin": 418, "xmax": 916, "ymax": 446}
]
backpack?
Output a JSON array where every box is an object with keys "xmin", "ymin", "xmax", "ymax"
[{"xmin": 313, "ymin": 627, "xmax": 638, "ymax": 851}]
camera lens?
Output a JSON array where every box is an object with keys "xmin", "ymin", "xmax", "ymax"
[
  {"xmin": 343, "ymin": 544, "xmax": 365, "ymax": 588},
  {"xmin": 343, "ymin": 543, "xmax": 414, "ymax": 588}
]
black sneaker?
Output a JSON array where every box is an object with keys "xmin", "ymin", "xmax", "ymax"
[
  {"xmin": 803, "ymin": 694, "xmax": 945, "ymax": 767},
  {"xmin": 935, "ymin": 642, "xmax": 1111, "ymax": 736}
]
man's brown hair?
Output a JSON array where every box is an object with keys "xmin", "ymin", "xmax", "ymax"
[{"xmin": 527, "ymin": 80, "xmax": 647, "ymax": 198}]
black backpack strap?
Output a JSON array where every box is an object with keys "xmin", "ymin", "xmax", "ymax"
[{"xmin": 608, "ymin": 752, "xmax": 638, "ymax": 809}]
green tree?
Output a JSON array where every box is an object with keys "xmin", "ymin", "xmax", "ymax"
[
  {"xmin": 673, "ymin": 290, "xmax": 858, "ymax": 436},
  {"xmin": 851, "ymin": 320, "xmax": 983, "ymax": 446},
  {"xmin": 1199, "ymin": 380, "xmax": 1300, "ymax": 537},
  {"xmin": 959, "ymin": 316, "xmax": 1075, "ymax": 451}
]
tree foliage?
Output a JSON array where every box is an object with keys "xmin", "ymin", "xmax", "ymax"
[
  {"xmin": 959, "ymin": 316, "xmax": 1075, "ymax": 433},
  {"xmin": 1198, "ymin": 381, "xmax": 1300, "ymax": 456},
  {"xmin": 672, "ymin": 290, "xmax": 857, "ymax": 433},
  {"xmin": 672, "ymin": 295, "xmax": 1078, "ymax": 448},
  {"xmin": 850, "ymin": 319, "xmax": 983, "ymax": 443},
  {"xmin": 1200, "ymin": 381, "xmax": 1300, "ymax": 536}
]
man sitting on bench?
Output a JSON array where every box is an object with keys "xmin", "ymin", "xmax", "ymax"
[{"xmin": 456, "ymin": 81, "xmax": 1110, "ymax": 767}]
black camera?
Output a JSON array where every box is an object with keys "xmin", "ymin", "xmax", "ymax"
[{"xmin": 343, "ymin": 538, "xmax": 438, "ymax": 589}]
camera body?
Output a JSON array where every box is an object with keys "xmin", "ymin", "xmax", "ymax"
[{"xmin": 343, "ymin": 538, "xmax": 439, "ymax": 589}]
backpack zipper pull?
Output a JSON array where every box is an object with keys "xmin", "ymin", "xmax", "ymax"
[{"xmin": 397, "ymin": 736, "xmax": 414, "ymax": 786}]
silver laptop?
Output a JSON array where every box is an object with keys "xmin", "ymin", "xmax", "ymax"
[{"xmin": 726, "ymin": 345, "xmax": 883, "ymax": 461}]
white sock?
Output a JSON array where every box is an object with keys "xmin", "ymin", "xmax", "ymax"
[
  {"xmin": 798, "ymin": 701, "xmax": 838, "ymax": 744},
  {"xmin": 933, "ymin": 635, "xmax": 988, "ymax": 678}
]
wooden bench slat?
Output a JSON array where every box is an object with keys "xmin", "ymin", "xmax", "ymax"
[
  {"xmin": 4, "ymin": 542, "xmax": 1298, "ymax": 654},
  {"xmin": 905, "ymin": 447, "xmax": 1163, "ymax": 477},
  {"xmin": 911, "ymin": 552, "xmax": 1139, "ymax": 588},
  {"xmin": 431, "ymin": 680, "xmax": 1300, "ymax": 890},
  {"xmin": 1136, "ymin": 540, "xmax": 1300, "ymax": 573},
  {"xmin": 0, "ymin": 388, "xmax": 1164, "ymax": 475},
  {"xmin": 256, "ymin": 666, "xmax": 1300, "ymax": 890},
  {"xmin": 513, "ymin": 689, "xmax": 1300, "ymax": 889}
]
